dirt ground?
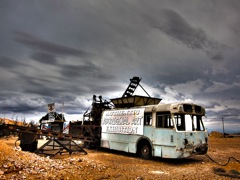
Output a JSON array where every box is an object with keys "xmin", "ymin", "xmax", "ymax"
[{"xmin": 0, "ymin": 136, "xmax": 240, "ymax": 180}]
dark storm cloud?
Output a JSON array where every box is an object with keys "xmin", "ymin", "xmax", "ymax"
[
  {"xmin": 0, "ymin": 0, "xmax": 239, "ymax": 131},
  {"xmin": 4, "ymin": 104, "xmax": 39, "ymax": 114},
  {"xmin": 15, "ymin": 72, "xmax": 73, "ymax": 97},
  {"xmin": 14, "ymin": 64, "xmax": 114, "ymax": 99},
  {"xmin": 0, "ymin": 91, "xmax": 21, "ymax": 101},
  {"xmin": 206, "ymin": 107, "xmax": 240, "ymax": 124},
  {"xmin": 31, "ymin": 52, "xmax": 58, "ymax": 65},
  {"xmin": 204, "ymin": 82, "xmax": 240, "ymax": 101},
  {"xmin": 14, "ymin": 32, "xmax": 92, "ymax": 57},
  {"xmin": 58, "ymin": 62, "xmax": 114, "ymax": 80},
  {"xmin": 220, "ymin": 108, "xmax": 240, "ymax": 118},
  {"xmin": 2, "ymin": 97, "xmax": 46, "ymax": 115},
  {"xmin": 143, "ymin": 9, "xmax": 225, "ymax": 61},
  {"xmin": 0, "ymin": 56, "xmax": 25, "ymax": 68}
]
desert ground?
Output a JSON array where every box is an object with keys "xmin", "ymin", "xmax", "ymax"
[{"xmin": 0, "ymin": 136, "xmax": 239, "ymax": 180}]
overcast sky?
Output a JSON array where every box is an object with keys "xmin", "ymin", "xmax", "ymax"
[{"xmin": 0, "ymin": 0, "xmax": 240, "ymax": 132}]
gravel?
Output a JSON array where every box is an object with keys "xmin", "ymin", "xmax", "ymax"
[{"xmin": 0, "ymin": 137, "xmax": 239, "ymax": 179}]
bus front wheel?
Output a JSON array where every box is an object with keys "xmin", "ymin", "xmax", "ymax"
[{"xmin": 138, "ymin": 142, "xmax": 152, "ymax": 159}]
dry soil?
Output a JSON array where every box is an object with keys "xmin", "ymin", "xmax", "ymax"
[{"xmin": 0, "ymin": 136, "xmax": 239, "ymax": 180}]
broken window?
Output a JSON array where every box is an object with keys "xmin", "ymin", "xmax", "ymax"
[
  {"xmin": 193, "ymin": 115, "xmax": 205, "ymax": 131},
  {"xmin": 183, "ymin": 104, "xmax": 192, "ymax": 113},
  {"xmin": 156, "ymin": 113, "xmax": 173, "ymax": 128},
  {"xmin": 144, "ymin": 113, "xmax": 152, "ymax": 125},
  {"xmin": 174, "ymin": 114, "xmax": 205, "ymax": 131},
  {"xmin": 174, "ymin": 114, "xmax": 185, "ymax": 131}
]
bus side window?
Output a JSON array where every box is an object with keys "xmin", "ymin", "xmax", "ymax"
[
  {"xmin": 165, "ymin": 115, "xmax": 173, "ymax": 128},
  {"xmin": 175, "ymin": 114, "xmax": 185, "ymax": 131},
  {"xmin": 156, "ymin": 115, "xmax": 164, "ymax": 128},
  {"xmin": 144, "ymin": 113, "xmax": 152, "ymax": 125},
  {"xmin": 156, "ymin": 114, "xmax": 173, "ymax": 128}
]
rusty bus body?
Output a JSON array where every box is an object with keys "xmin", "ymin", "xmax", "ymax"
[{"xmin": 100, "ymin": 102, "xmax": 208, "ymax": 159}]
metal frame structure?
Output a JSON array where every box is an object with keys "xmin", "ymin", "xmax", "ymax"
[{"xmin": 1, "ymin": 124, "xmax": 87, "ymax": 157}]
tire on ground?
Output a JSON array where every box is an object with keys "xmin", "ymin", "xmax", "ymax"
[{"xmin": 137, "ymin": 140, "xmax": 152, "ymax": 159}]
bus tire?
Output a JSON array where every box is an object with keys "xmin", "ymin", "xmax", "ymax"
[{"xmin": 138, "ymin": 142, "xmax": 152, "ymax": 159}]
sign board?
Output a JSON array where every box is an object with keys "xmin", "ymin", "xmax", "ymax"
[
  {"xmin": 49, "ymin": 113, "xmax": 55, "ymax": 121},
  {"xmin": 101, "ymin": 108, "xmax": 144, "ymax": 135},
  {"xmin": 63, "ymin": 122, "xmax": 70, "ymax": 134},
  {"xmin": 41, "ymin": 119, "xmax": 55, "ymax": 123},
  {"xmin": 41, "ymin": 123, "xmax": 51, "ymax": 131}
]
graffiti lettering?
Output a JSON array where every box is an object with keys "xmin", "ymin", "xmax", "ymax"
[
  {"xmin": 102, "ymin": 117, "xmax": 130, "ymax": 125},
  {"xmin": 106, "ymin": 126, "xmax": 138, "ymax": 134},
  {"xmin": 131, "ymin": 117, "xmax": 143, "ymax": 125},
  {"xmin": 102, "ymin": 108, "xmax": 144, "ymax": 135}
]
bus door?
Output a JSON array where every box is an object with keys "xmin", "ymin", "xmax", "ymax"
[{"xmin": 152, "ymin": 113, "xmax": 175, "ymax": 157}]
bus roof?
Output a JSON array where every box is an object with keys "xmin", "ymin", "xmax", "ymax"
[{"xmin": 111, "ymin": 102, "xmax": 205, "ymax": 116}]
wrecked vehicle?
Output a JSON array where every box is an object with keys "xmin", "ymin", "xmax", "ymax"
[
  {"xmin": 78, "ymin": 77, "xmax": 208, "ymax": 159},
  {"xmin": 3, "ymin": 77, "xmax": 208, "ymax": 159}
]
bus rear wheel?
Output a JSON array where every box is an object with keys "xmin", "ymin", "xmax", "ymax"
[{"xmin": 138, "ymin": 143, "xmax": 152, "ymax": 159}]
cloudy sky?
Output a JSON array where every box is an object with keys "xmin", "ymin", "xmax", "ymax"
[{"xmin": 0, "ymin": 0, "xmax": 240, "ymax": 132}]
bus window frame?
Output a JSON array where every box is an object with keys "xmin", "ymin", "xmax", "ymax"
[
  {"xmin": 174, "ymin": 114, "xmax": 205, "ymax": 131},
  {"xmin": 156, "ymin": 112, "xmax": 173, "ymax": 129},
  {"xmin": 192, "ymin": 115, "xmax": 205, "ymax": 131},
  {"xmin": 144, "ymin": 113, "xmax": 152, "ymax": 126}
]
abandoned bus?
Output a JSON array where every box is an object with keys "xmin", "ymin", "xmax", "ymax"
[{"xmin": 100, "ymin": 101, "xmax": 208, "ymax": 159}]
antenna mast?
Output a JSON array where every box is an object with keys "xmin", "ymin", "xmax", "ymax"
[{"xmin": 62, "ymin": 95, "xmax": 64, "ymax": 117}]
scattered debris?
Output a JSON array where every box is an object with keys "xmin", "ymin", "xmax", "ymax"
[
  {"xmin": 0, "ymin": 140, "xmax": 89, "ymax": 179},
  {"xmin": 213, "ymin": 167, "xmax": 240, "ymax": 178},
  {"xmin": 0, "ymin": 137, "xmax": 240, "ymax": 179},
  {"xmin": 150, "ymin": 170, "xmax": 167, "ymax": 174}
]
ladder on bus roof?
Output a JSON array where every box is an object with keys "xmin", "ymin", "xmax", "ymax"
[
  {"xmin": 122, "ymin": 77, "xmax": 142, "ymax": 97},
  {"xmin": 122, "ymin": 76, "xmax": 151, "ymax": 97}
]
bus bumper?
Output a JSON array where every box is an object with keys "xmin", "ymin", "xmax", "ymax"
[
  {"xmin": 177, "ymin": 143, "xmax": 208, "ymax": 158},
  {"xmin": 194, "ymin": 143, "xmax": 208, "ymax": 154}
]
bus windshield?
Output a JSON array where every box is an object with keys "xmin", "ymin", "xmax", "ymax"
[{"xmin": 174, "ymin": 114, "xmax": 205, "ymax": 131}]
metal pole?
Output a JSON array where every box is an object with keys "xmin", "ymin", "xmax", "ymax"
[
  {"xmin": 138, "ymin": 84, "xmax": 151, "ymax": 97},
  {"xmin": 222, "ymin": 117, "xmax": 225, "ymax": 138}
]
